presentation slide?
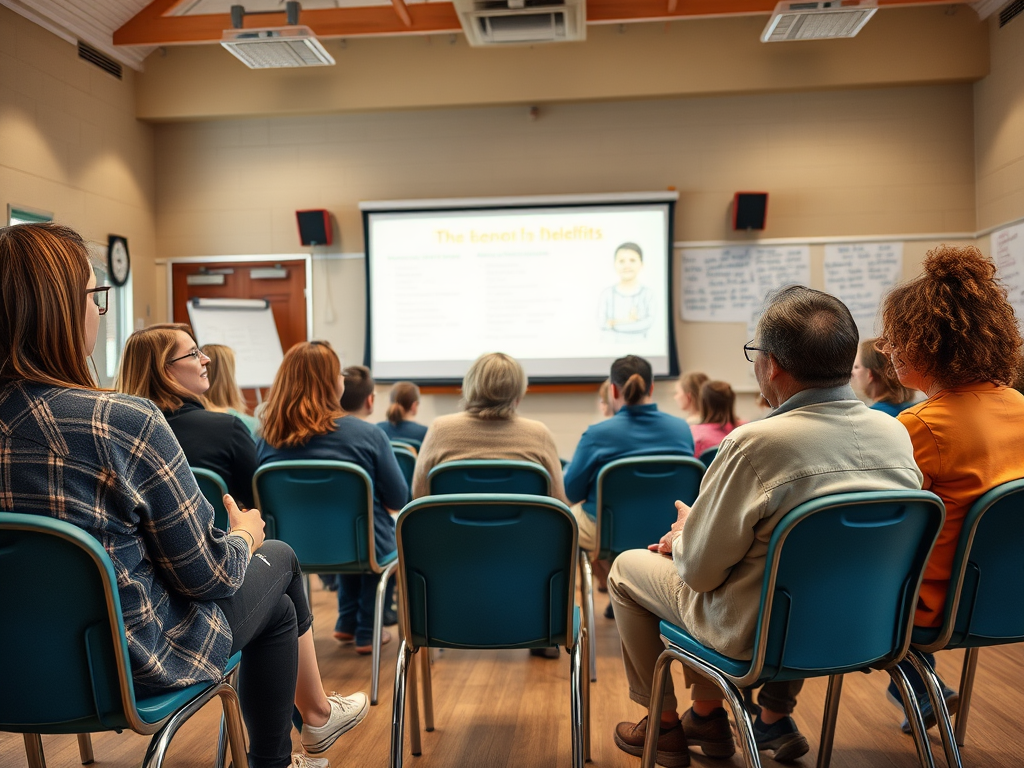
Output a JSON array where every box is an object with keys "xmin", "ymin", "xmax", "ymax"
[{"xmin": 364, "ymin": 198, "xmax": 676, "ymax": 382}]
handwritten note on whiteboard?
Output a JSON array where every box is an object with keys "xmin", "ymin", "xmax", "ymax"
[
  {"xmin": 681, "ymin": 246, "xmax": 810, "ymax": 323},
  {"xmin": 993, "ymin": 222, "xmax": 1024, "ymax": 327},
  {"xmin": 823, "ymin": 242, "xmax": 903, "ymax": 340}
]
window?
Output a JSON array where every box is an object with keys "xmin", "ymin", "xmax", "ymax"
[{"xmin": 7, "ymin": 205, "xmax": 53, "ymax": 226}]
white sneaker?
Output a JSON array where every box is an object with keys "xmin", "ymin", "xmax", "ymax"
[
  {"xmin": 300, "ymin": 692, "xmax": 370, "ymax": 754},
  {"xmin": 291, "ymin": 754, "xmax": 329, "ymax": 768}
]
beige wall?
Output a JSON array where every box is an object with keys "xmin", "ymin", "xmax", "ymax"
[
  {"xmin": 0, "ymin": 5, "xmax": 157, "ymax": 324},
  {"xmin": 153, "ymin": 82, "xmax": 978, "ymax": 454},
  {"xmin": 975, "ymin": 14, "xmax": 1024, "ymax": 231}
]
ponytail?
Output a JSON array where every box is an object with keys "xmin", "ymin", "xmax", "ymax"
[
  {"xmin": 609, "ymin": 355, "xmax": 653, "ymax": 406},
  {"xmin": 621, "ymin": 373, "xmax": 648, "ymax": 405},
  {"xmin": 387, "ymin": 381, "xmax": 421, "ymax": 426}
]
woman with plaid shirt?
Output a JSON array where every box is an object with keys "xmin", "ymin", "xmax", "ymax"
[{"xmin": 0, "ymin": 224, "xmax": 365, "ymax": 768}]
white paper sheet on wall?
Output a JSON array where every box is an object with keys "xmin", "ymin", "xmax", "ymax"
[
  {"xmin": 681, "ymin": 246, "xmax": 810, "ymax": 324},
  {"xmin": 823, "ymin": 242, "xmax": 903, "ymax": 341},
  {"xmin": 993, "ymin": 222, "xmax": 1024, "ymax": 327}
]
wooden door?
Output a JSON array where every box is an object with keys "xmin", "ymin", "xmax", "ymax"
[{"xmin": 171, "ymin": 259, "xmax": 307, "ymax": 404}]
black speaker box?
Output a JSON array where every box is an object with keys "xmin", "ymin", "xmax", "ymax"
[
  {"xmin": 296, "ymin": 209, "xmax": 333, "ymax": 246},
  {"xmin": 733, "ymin": 193, "xmax": 768, "ymax": 231}
]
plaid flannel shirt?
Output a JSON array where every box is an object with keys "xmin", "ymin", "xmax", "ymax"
[{"xmin": 0, "ymin": 381, "xmax": 249, "ymax": 691}]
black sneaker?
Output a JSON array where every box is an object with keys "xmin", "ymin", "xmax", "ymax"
[
  {"xmin": 604, "ymin": 601, "xmax": 614, "ymax": 619},
  {"xmin": 752, "ymin": 714, "xmax": 809, "ymax": 762}
]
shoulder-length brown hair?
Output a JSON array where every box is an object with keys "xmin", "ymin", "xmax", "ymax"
[
  {"xmin": 116, "ymin": 323, "xmax": 203, "ymax": 412},
  {"xmin": 699, "ymin": 380, "xmax": 739, "ymax": 427},
  {"xmin": 881, "ymin": 245, "xmax": 1023, "ymax": 389},
  {"xmin": 261, "ymin": 341, "xmax": 343, "ymax": 448},
  {"xmin": 0, "ymin": 223, "xmax": 96, "ymax": 389},
  {"xmin": 860, "ymin": 339, "xmax": 913, "ymax": 405},
  {"xmin": 203, "ymin": 344, "xmax": 248, "ymax": 414}
]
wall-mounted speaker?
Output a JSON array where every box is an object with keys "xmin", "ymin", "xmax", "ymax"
[
  {"xmin": 296, "ymin": 209, "xmax": 333, "ymax": 246},
  {"xmin": 733, "ymin": 192, "xmax": 768, "ymax": 231}
]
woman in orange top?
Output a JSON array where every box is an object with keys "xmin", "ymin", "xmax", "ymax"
[{"xmin": 879, "ymin": 244, "xmax": 1024, "ymax": 732}]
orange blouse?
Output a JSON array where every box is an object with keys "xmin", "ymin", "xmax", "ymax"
[{"xmin": 898, "ymin": 383, "xmax": 1024, "ymax": 627}]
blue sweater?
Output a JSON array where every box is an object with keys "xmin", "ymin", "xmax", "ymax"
[
  {"xmin": 564, "ymin": 403, "xmax": 694, "ymax": 518},
  {"xmin": 378, "ymin": 419, "xmax": 428, "ymax": 445},
  {"xmin": 870, "ymin": 400, "xmax": 915, "ymax": 417},
  {"xmin": 256, "ymin": 416, "xmax": 409, "ymax": 558}
]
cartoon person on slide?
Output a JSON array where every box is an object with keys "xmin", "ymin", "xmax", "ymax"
[{"xmin": 599, "ymin": 242, "xmax": 654, "ymax": 338}]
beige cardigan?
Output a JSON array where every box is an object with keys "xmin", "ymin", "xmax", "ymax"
[
  {"xmin": 673, "ymin": 392, "xmax": 923, "ymax": 660},
  {"xmin": 412, "ymin": 411, "xmax": 568, "ymax": 504}
]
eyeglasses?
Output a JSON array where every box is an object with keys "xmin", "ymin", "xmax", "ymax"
[
  {"xmin": 168, "ymin": 347, "xmax": 208, "ymax": 365},
  {"xmin": 86, "ymin": 286, "xmax": 111, "ymax": 316},
  {"xmin": 743, "ymin": 341, "xmax": 766, "ymax": 363}
]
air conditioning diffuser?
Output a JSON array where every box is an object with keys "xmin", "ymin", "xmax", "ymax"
[
  {"xmin": 761, "ymin": 0, "xmax": 877, "ymax": 42},
  {"xmin": 453, "ymin": 0, "xmax": 586, "ymax": 46},
  {"xmin": 221, "ymin": 26, "xmax": 335, "ymax": 69}
]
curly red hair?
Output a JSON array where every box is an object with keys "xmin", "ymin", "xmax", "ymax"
[{"xmin": 881, "ymin": 245, "xmax": 1023, "ymax": 389}]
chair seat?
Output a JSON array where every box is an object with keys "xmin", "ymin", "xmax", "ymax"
[
  {"xmin": 910, "ymin": 625, "xmax": 943, "ymax": 647},
  {"xmin": 135, "ymin": 652, "xmax": 242, "ymax": 725},
  {"xmin": 659, "ymin": 621, "xmax": 752, "ymax": 679}
]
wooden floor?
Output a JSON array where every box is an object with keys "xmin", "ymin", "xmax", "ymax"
[{"xmin": 5, "ymin": 581, "xmax": 1023, "ymax": 768}]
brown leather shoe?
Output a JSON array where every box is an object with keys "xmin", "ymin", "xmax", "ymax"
[
  {"xmin": 614, "ymin": 716, "xmax": 690, "ymax": 767},
  {"xmin": 680, "ymin": 707, "xmax": 735, "ymax": 758},
  {"xmin": 355, "ymin": 629, "xmax": 391, "ymax": 655}
]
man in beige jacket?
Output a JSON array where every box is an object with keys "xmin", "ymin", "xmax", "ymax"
[{"xmin": 609, "ymin": 286, "xmax": 923, "ymax": 767}]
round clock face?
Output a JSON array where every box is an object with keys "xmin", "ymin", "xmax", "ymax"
[{"xmin": 109, "ymin": 238, "xmax": 130, "ymax": 286}]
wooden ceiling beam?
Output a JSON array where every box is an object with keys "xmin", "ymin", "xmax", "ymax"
[{"xmin": 113, "ymin": 0, "xmax": 963, "ymax": 47}]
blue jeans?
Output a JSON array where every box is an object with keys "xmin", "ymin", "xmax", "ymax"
[{"xmin": 336, "ymin": 573, "xmax": 380, "ymax": 646}]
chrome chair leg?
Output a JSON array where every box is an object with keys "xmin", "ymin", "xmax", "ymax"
[
  {"xmin": 955, "ymin": 648, "xmax": 979, "ymax": 747},
  {"xmin": 391, "ymin": 640, "xmax": 412, "ymax": 768},
  {"xmin": 142, "ymin": 680, "xmax": 241, "ymax": 768},
  {"xmin": 77, "ymin": 734, "xmax": 94, "ymax": 765},
  {"xmin": 578, "ymin": 550, "xmax": 597, "ymax": 683},
  {"xmin": 641, "ymin": 650, "xmax": 673, "ymax": 768},
  {"xmin": 216, "ymin": 684, "xmax": 249, "ymax": 768},
  {"xmin": 23, "ymin": 734, "xmax": 45, "ymax": 768},
  {"xmin": 372, "ymin": 561, "xmax": 399, "ymax": 705},
  {"xmin": 816, "ymin": 674, "xmax": 844, "ymax": 768},
  {"xmin": 570, "ymin": 633, "xmax": 585, "ymax": 768},
  {"xmin": 408, "ymin": 648, "xmax": 422, "ymax": 757},
  {"xmin": 214, "ymin": 667, "xmax": 240, "ymax": 768},
  {"xmin": 888, "ymin": 663, "xmax": 937, "ymax": 768},
  {"xmin": 582, "ymin": 626, "xmax": 591, "ymax": 762},
  {"xmin": 420, "ymin": 648, "xmax": 435, "ymax": 732},
  {"xmin": 909, "ymin": 651, "xmax": 961, "ymax": 768}
]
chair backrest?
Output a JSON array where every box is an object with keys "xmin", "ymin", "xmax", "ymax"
[
  {"xmin": 396, "ymin": 494, "xmax": 577, "ymax": 650},
  {"xmin": 0, "ymin": 513, "xmax": 139, "ymax": 734},
  {"xmin": 192, "ymin": 467, "xmax": 230, "ymax": 531},
  {"xmin": 253, "ymin": 460, "xmax": 381, "ymax": 573},
  {"xmin": 929, "ymin": 477, "xmax": 1024, "ymax": 651},
  {"xmin": 595, "ymin": 455, "xmax": 705, "ymax": 560},
  {"xmin": 392, "ymin": 444, "xmax": 417, "ymax": 489},
  {"xmin": 391, "ymin": 438, "xmax": 421, "ymax": 451},
  {"xmin": 427, "ymin": 459, "xmax": 551, "ymax": 496},
  {"xmin": 698, "ymin": 447, "xmax": 719, "ymax": 468},
  {"xmin": 745, "ymin": 490, "xmax": 944, "ymax": 684}
]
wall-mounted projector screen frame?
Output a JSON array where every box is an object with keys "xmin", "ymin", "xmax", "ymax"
[{"xmin": 361, "ymin": 192, "xmax": 679, "ymax": 385}]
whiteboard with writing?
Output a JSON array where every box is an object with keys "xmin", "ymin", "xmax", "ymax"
[
  {"xmin": 681, "ymin": 246, "xmax": 811, "ymax": 323},
  {"xmin": 187, "ymin": 299, "xmax": 285, "ymax": 389},
  {"xmin": 823, "ymin": 242, "xmax": 903, "ymax": 341},
  {"xmin": 993, "ymin": 222, "xmax": 1024, "ymax": 327}
]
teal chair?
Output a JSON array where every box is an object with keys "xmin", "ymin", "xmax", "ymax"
[
  {"xmin": 253, "ymin": 459, "xmax": 397, "ymax": 705},
  {"xmin": 390, "ymin": 438, "xmax": 422, "ymax": 452},
  {"xmin": 0, "ymin": 512, "xmax": 247, "ymax": 768},
  {"xmin": 427, "ymin": 459, "xmax": 551, "ymax": 496},
  {"xmin": 641, "ymin": 490, "xmax": 945, "ymax": 768},
  {"xmin": 391, "ymin": 442, "xmax": 417, "ymax": 490},
  {"xmin": 390, "ymin": 494, "xmax": 589, "ymax": 768},
  {"xmin": 698, "ymin": 446, "xmax": 719, "ymax": 468},
  {"xmin": 581, "ymin": 455, "xmax": 705, "ymax": 682},
  {"xmin": 907, "ymin": 477, "xmax": 1024, "ymax": 768},
  {"xmin": 192, "ymin": 466, "xmax": 230, "ymax": 532}
]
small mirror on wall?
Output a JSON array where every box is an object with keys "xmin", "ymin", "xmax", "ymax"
[{"xmin": 7, "ymin": 204, "xmax": 54, "ymax": 226}]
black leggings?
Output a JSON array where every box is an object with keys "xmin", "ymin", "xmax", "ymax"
[{"xmin": 215, "ymin": 540, "xmax": 314, "ymax": 768}]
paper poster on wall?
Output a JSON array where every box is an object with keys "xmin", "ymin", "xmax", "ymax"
[
  {"xmin": 823, "ymin": 242, "xmax": 903, "ymax": 340},
  {"xmin": 681, "ymin": 246, "xmax": 810, "ymax": 323},
  {"xmin": 993, "ymin": 222, "xmax": 1024, "ymax": 327}
]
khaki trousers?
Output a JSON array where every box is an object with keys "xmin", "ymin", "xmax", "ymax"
[
  {"xmin": 608, "ymin": 549, "xmax": 803, "ymax": 715},
  {"xmin": 570, "ymin": 503, "xmax": 597, "ymax": 553}
]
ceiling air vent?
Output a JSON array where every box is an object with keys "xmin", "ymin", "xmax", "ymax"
[
  {"xmin": 453, "ymin": 0, "xmax": 585, "ymax": 46},
  {"xmin": 77, "ymin": 41, "xmax": 123, "ymax": 80},
  {"xmin": 1000, "ymin": 0, "xmax": 1024, "ymax": 26},
  {"xmin": 221, "ymin": 26, "xmax": 335, "ymax": 69},
  {"xmin": 761, "ymin": 0, "xmax": 878, "ymax": 42}
]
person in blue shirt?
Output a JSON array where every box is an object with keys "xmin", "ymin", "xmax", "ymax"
[
  {"xmin": 564, "ymin": 355, "xmax": 694, "ymax": 613},
  {"xmin": 257, "ymin": 349, "xmax": 408, "ymax": 655},
  {"xmin": 378, "ymin": 381, "xmax": 428, "ymax": 447},
  {"xmin": 851, "ymin": 338, "xmax": 917, "ymax": 416}
]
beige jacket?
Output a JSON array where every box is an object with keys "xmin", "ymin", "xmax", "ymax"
[
  {"xmin": 673, "ymin": 386, "xmax": 923, "ymax": 660},
  {"xmin": 412, "ymin": 410, "xmax": 568, "ymax": 504}
]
